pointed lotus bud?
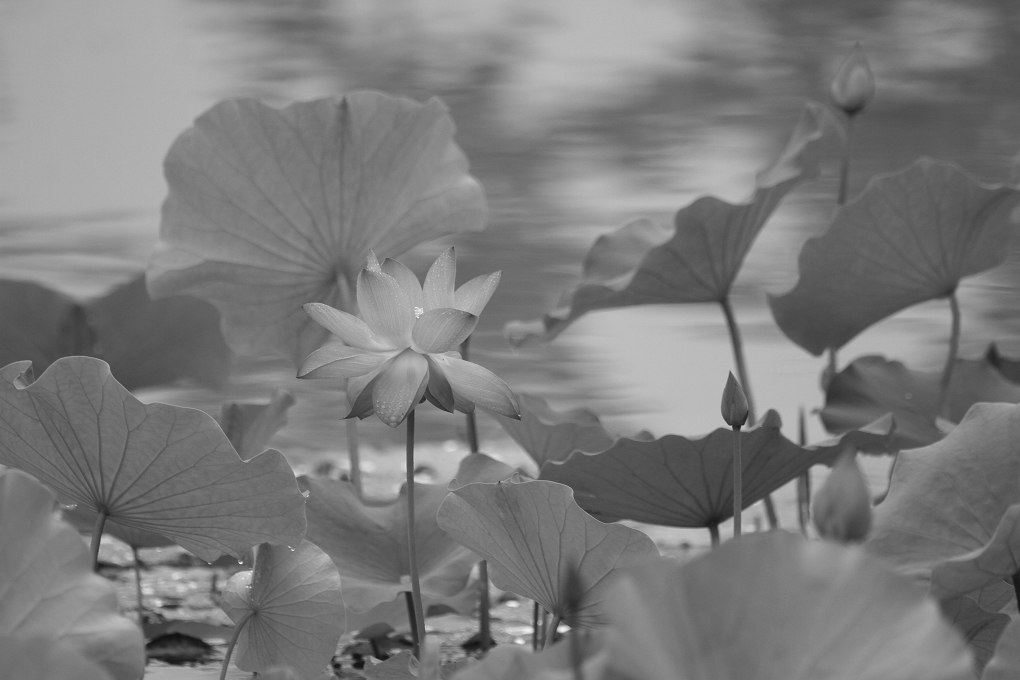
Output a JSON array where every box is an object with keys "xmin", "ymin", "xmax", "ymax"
[
  {"xmin": 830, "ymin": 43, "xmax": 875, "ymax": 116},
  {"xmin": 720, "ymin": 372, "xmax": 749, "ymax": 428},
  {"xmin": 812, "ymin": 448, "xmax": 872, "ymax": 543}
]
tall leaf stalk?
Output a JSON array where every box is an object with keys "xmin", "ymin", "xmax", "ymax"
[
  {"xmin": 90, "ymin": 511, "xmax": 108, "ymax": 571},
  {"xmin": 406, "ymin": 411, "xmax": 427, "ymax": 658},
  {"xmin": 937, "ymin": 290, "xmax": 961, "ymax": 418},
  {"xmin": 220, "ymin": 610, "xmax": 254, "ymax": 680}
]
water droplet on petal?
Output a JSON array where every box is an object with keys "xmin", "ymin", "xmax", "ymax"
[{"xmin": 414, "ymin": 306, "xmax": 424, "ymax": 318}]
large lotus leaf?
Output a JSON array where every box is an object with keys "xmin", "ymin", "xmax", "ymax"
[
  {"xmin": 0, "ymin": 276, "xmax": 231, "ymax": 391},
  {"xmin": 929, "ymin": 505, "xmax": 1020, "ymax": 600},
  {"xmin": 221, "ymin": 540, "xmax": 345, "ymax": 678},
  {"xmin": 436, "ymin": 476, "xmax": 660, "ymax": 628},
  {"xmin": 769, "ymin": 158, "xmax": 1020, "ymax": 355},
  {"xmin": 147, "ymin": 92, "xmax": 487, "ymax": 363},
  {"xmin": 504, "ymin": 101, "xmax": 839, "ymax": 343},
  {"xmin": 219, "ymin": 388, "xmax": 296, "ymax": 461},
  {"xmin": 541, "ymin": 410, "xmax": 894, "ymax": 528},
  {"xmin": 984, "ymin": 616, "xmax": 1020, "ymax": 680},
  {"xmin": 450, "ymin": 631, "xmax": 614, "ymax": 680},
  {"xmin": 0, "ymin": 638, "xmax": 113, "ymax": 680},
  {"xmin": 821, "ymin": 355, "xmax": 1020, "ymax": 448},
  {"xmin": 62, "ymin": 504, "xmax": 175, "ymax": 550},
  {"xmin": 940, "ymin": 595, "xmax": 1010, "ymax": 672},
  {"xmin": 0, "ymin": 469, "xmax": 144, "ymax": 680},
  {"xmin": 0, "ymin": 356, "xmax": 306, "ymax": 562},
  {"xmin": 299, "ymin": 476, "xmax": 478, "ymax": 612},
  {"xmin": 607, "ymin": 531, "xmax": 973, "ymax": 680},
  {"xmin": 495, "ymin": 394, "xmax": 616, "ymax": 469},
  {"xmin": 868, "ymin": 403, "xmax": 1020, "ymax": 577}
]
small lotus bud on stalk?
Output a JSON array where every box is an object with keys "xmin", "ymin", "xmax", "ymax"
[
  {"xmin": 721, "ymin": 372, "xmax": 749, "ymax": 428},
  {"xmin": 830, "ymin": 43, "xmax": 875, "ymax": 118},
  {"xmin": 721, "ymin": 372, "xmax": 748, "ymax": 538},
  {"xmin": 812, "ymin": 448, "xmax": 872, "ymax": 543}
]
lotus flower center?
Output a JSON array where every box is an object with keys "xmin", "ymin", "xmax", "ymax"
[{"xmin": 414, "ymin": 306, "xmax": 424, "ymax": 318}]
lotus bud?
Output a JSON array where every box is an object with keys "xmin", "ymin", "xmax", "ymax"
[
  {"xmin": 720, "ymin": 372, "xmax": 749, "ymax": 428},
  {"xmin": 812, "ymin": 448, "xmax": 872, "ymax": 543},
  {"xmin": 830, "ymin": 43, "xmax": 875, "ymax": 117}
]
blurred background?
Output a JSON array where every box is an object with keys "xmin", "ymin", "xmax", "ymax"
[{"xmin": 2, "ymin": 0, "xmax": 1020, "ymax": 494}]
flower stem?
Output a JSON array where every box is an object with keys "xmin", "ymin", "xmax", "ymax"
[
  {"xmin": 346, "ymin": 420, "xmax": 363, "ymax": 499},
  {"xmin": 461, "ymin": 337, "xmax": 480, "ymax": 454},
  {"xmin": 405, "ymin": 410, "xmax": 427, "ymax": 658},
  {"xmin": 404, "ymin": 591, "xmax": 420, "ymax": 657},
  {"xmin": 720, "ymin": 297, "xmax": 776, "ymax": 528},
  {"xmin": 220, "ymin": 611, "xmax": 253, "ymax": 680},
  {"xmin": 132, "ymin": 546, "xmax": 145, "ymax": 626},
  {"xmin": 837, "ymin": 114, "xmax": 856, "ymax": 207},
  {"xmin": 732, "ymin": 425, "xmax": 742, "ymax": 537},
  {"xmin": 478, "ymin": 559, "xmax": 493, "ymax": 650},
  {"xmin": 90, "ymin": 510, "xmax": 107, "ymax": 572},
  {"xmin": 938, "ymin": 290, "xmax": 961, "ymax": 419},
  {"xmin": 708, "ymin": 521, "xmax": 720, "ymax": 547},
  {"xmin": 1012, "ymin": 572, "xmax": 1020, "ymax": 611},
  {"xmin": 796, "ymin": 406, "xmax": 811, "ymax": 536}
]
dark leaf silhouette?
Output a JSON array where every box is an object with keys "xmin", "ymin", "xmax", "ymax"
[
  {"xmin": 0, "ymin": 356, "xmax": 306, "ymax": 562},
  {"xmin": 940, "ymin": 595, "xmax": 1010, "ymax": 673},
  {"xmin": 0, "ymin": 274, "xmax": 230, "ymax": 390},
  {"xmin": 541, "ymin": 410, "xmax": 894, "ymax": 528},
  {"xmin": 770, "ymin": 159, "xmax": 1020, "ymax": 355},
  {"xmin": 821, "ymin": 355, "xmax": 1020, "ymax": 449},
  {"xmin": 506, "ymin": 101, "xmax": 840, "ymax": 344},
  {"xmin": 984, "ymin": 617, "xmax": 1020, "ymax": 680},
  {"xmin": 219, "ymin": 389, "xmax": 296, "ymax": 461}
]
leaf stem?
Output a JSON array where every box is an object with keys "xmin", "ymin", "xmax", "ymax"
[
  {"xmin": 796, "ymin": 406, "xmax": 811, "ymax": 536},
  {"xmin": 220, "ymin": 610, "xmax": 253, "ymax": 680},
  {"xmin": 404, "ymin": 591, "xmax": 419, "ymax": 656},
  {"xmin": 938, "ymin": 290, "xmax": 961, "ymax": 418},
  {"xmin": 544, "ymin": 614, "xmax": 562, "ymax": 650},
  {"xmin": 90, "ymin": 510, "xmax": 108, "ymax": 572},
  {"xmin": 478, "ymin": 559, "xmax": 493, "ymax": 650},
  {"xmin": 532, "ymin": 601, "xmax": 540, "ymax": 651},
  {"xmin": 346, "ymin": 420, "xmax": 363, "ymax": 499},
  {"xmin": 708, "ymin": 521, "xmax": 720, "ymax": 547},
  {"xmin": 732, "ymin": 425, "xmax": 742, "ymax": 537},
  {"xmin": 1012, "ymin": 572, "xmax": 1020, "ymax": 610},
  {"xmin": 132, "ymin": 546, "xmax": 145, "ymax": 626},
  {"xmin": 405, "ymin": 411, "xmax": 427, "ymax": 658},
  {"xmin": 461, "ymin": 337, "xmax": 480, "ymax": 454}
]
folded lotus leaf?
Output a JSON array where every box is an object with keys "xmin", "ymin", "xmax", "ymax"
[
  {"xmin": 449, "ymin": 452, "xmax": 518, "ymax": 489},
  {"xmin": 505, "ymin": 101, "xmax": 840, "ymax": 344},
  {"xmin": 540, "ymin": 410, "xmax": 895, "ymax": 529},
  {"xmin": 0, "ymin": 638, "xmax": 113, "ymax": 680},
  {"xmin": 607, "ymin": 531, "xmax": 973, "ymax": 680},
  {"xmin": 494, "ymin": 394, "xmax": 615, "ymax": 469},
  {"xmin": 984, "ymin": 617, "xmax": 1020, "ymax": 680},
  {"xmin": 0, "ymin": 356, "xmax": 306, "ymax": 562},
  {"xmin": 147, "ymin": 92, "xmax": 487, "ymax": 363},
  {"xmin": 939, "ymin": 595, "xmax": 1010, "ymax": 673},
  {"xmin": 0, "ymin": 275, "xmax": 231, "ymax": 391},
  {"xmin": 0, "ymin": 469, "xmax": 144, "ymax": 680},
  {"xmin": 436, "ymin": 476, "xmax": 660, "ymax": 628},
  {"xmin": 299, "ymin": 476, "xmax": 478, "ymax": 612},
  {"xmin": 868, "ymin": 403, "xmax": 1020, "ymax": 577},
  {"xmin": 770, "ymin": 158, "xmax": 1020, "ymax": 355},
  {"xmin": 221, "ymin": 541, "xmax": 345, "ymax": 679},
  {"xmin": 821, "ymin": 355, "xmax": 1020, "ymax": 448},
  {"xmin": 219, "ymin": 388, "xmax": 296, "ymax": 461},
  {"xmin": 930, "ymin": 505, "xmax": 1020, "ymax": 600}
]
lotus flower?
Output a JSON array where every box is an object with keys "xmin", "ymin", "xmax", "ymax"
[{"xmin": 298, "ymin": 248, "xmax": 520, "ymax": 427}]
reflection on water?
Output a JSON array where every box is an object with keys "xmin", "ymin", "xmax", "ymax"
[{"xmin": 2, "ymin": 0, "xmax": 1020, "ymax": 532}]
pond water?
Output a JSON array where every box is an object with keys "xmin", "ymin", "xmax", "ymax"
[{"xmin": 3, "ymin": 0, "xmax": 1020, "ymax": 538}]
